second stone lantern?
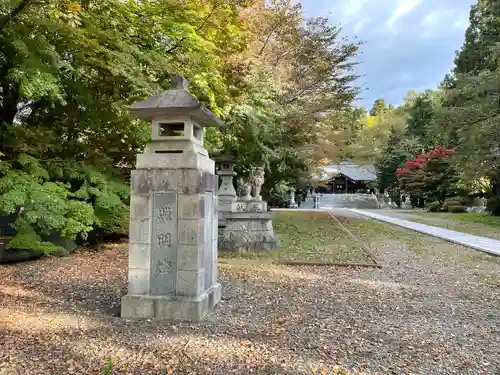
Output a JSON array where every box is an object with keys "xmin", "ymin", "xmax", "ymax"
[
  {"xmin": 121, "ymin": 75, "xmax": 223, "ymax": 322},
  {"xmin": 213, "ymin": 153, "xmax": 238, "ymax": 227}
]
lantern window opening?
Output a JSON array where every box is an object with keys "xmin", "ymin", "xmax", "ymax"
[{"xmin": 159, "ymin": 122, "xmax": 185, "ymax": 137}]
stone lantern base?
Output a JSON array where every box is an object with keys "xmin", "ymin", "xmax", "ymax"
[
  {"xmin": 122, "ymin": 285, "xmax": 221, "ymax": 321},
  {"xmin": 121, "ymin": 151, "xmax": 221, "ymax": 322}
]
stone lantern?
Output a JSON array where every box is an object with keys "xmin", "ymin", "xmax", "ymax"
[
  {"xmin": 121, "ymin": 75, "xmax": 223, "ymax": 321},
  {"xmin": 289, "ymin": 188, "xmax": 298, "ymax": 209},
  {"xmin": 212, "ymin": 153, "xmax": 237, "ymax": 227}
]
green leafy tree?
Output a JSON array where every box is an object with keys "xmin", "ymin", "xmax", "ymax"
[
  {"xmin": 376, "ymin": 128, "xmax": 420, "ymax": 194},
  {"xmin": 454, "ymin": 1, "xmax": 500, "ymax": 75},
  {"xmin": 0, "ymin": 0, "xmax": 251, "ymax": 254},
  {"xmin": 438, "ymin": 0, "xmax": 500, "ymax": 196},
  {"xmin": 405, "ymin": 91, "xmax": 438, "ymax": 147},
  {"xmin": 369, "ymin": 98, "xmax": 388, "ymax": 117}
]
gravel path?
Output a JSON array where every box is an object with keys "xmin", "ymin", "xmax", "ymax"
[{"xmin": 0, "ymin": 219, "xmax": 499, "ymax": 375}]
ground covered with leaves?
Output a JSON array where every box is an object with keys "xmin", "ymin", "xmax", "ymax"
[{"xmin": 1, "ymin": 212, "xmax": 500, "ymax": 375}]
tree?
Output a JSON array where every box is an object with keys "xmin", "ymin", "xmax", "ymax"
[
  {"xmin": 397, "ymin": 146, "xmax": 458, "ymax": 203},
  {"xmin": 369, "ymin": 98, "xmax": 387, "ymax": 116},
  {"xmin": 0, "ymin": 0, "xmax": 250, "ymax": 253},
  {"xmin": 439, "ymin": 68, "xmax": 500, "ymax": 193},
  {"xmin": 212, "ymin": 0, "xmax": 361, "ymax": 170},
  {"xmin": 438, "ymin": 0, "xmax": 500, "ymax": 196},
  {"xmin": 405, "ymin": 90, "xmax": 440, "ymax": 147},
  {"xmin": 376, "ymin": 127, "xmax": 420, "ymax": 194},
  {"xmin": 349, "ymin": 107, "xmax": 407, "ymax": 163},
  {"xmin": 454, "ymin": 0, "xmax": 500, "ymax": 75},
  {"xmin": 0, "ymin": 0, "xmax": 32, "ymax": 34}
]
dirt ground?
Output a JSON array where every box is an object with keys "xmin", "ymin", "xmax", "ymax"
[{"xmin": 0, "ymin": 213, "xmax": 499, "ymax": 375}]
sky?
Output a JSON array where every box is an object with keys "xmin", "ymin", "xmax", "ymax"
[{"xmin": 300, "ymin": 0, "xmax": 475, "ymax": 109}]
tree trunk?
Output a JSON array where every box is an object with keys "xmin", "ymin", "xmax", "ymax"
[
  {"xmin": 0, "ymin": 0, "xmax": 33, "ymax": 34},
  {"xmin": 0, "ymin": 76, "xmax": 20, "ymax": 153},
  {"xmin": 492, "ymin": 178, "xmax": 500, "ymax": 196}
]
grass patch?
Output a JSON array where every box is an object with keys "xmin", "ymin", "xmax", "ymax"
[
  {"xmin": 343, "ymin": 217, "xmax": 500, "ymax": 275},
  {"xmin": 220, "ymin": 211, "xmax": 375, "ymax": 264},
  {"xmin": 412, "ymin": 212, "xmax": 500, "ymax": 227},
  {"xmin": 341, "ymin": 218, "xmax": 430, "ymax": 255},
  {"xmin": 402, "ymin": 212, "xmax": 500, "ymax": 240}
]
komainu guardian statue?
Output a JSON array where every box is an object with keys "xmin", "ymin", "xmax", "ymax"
[
  {"xmin": 249, "ymin": 167, "xmax": 265, "ymax": 201},
  {"xmin": 237, "ymin": 177, "xmax": 252, "ymax": 201}
]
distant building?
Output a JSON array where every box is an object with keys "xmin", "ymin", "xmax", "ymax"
[{"xmin": 313, "ymin": 161, "xmax": 377, "ymax": 194}]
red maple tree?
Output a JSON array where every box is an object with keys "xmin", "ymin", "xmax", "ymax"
[{"xmin": 396, "ymin": 146, "xmax": 457, "ymax": 203}]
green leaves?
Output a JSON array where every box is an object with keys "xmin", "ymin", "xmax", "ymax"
[
  {"xmin": 63, "ymin": 201, "xmax": 94, "ymax": 239},
  {"xmin": 0, "ymin": 154, "xmax": 130, "ymax": 254},
  {"xmin": 437, "ymin": 0, "xmax": 500, "ymax": 191},
  {"xmin": 8, "ymin": 219, "xmax": 66, "ymax": 255}
]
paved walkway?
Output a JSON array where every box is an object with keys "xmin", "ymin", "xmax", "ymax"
[{"xmin": 349, "ymin": 208, "xmax": 500, "ymax": 257}]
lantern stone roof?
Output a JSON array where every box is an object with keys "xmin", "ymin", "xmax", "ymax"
[
  {"xmin": 128, "ymin": 75, "xmax": 224, "ymax": 127},
  {"xmin": 210, "ymin": 152, "xmax": 237, "ymax": 163}
]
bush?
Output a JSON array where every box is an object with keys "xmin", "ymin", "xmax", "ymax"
[
  {"xmin": 448, "ymin": 205, "xmax": 468, "ymax": 213},
  {"xmin": 427, "ymin": 201, "xmax": 441, "ymax": 212},
  {"xmin": 486, "ymin": 196, "xmax": 500, "ymax": 216},
  {"xmin": 266, "ymin": 182, "xmax": 291, "ymax": 208},
  {"xmin": 0, "ymin": 154, "xmax": 129, "ymax": 254},
  {"xmin": 442, "ymin": 196, "xmax": 467, "ymax": 212}
]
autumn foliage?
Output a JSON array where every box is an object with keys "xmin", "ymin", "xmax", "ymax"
[
  {"xmin": 396, "ymin": 146, "xmax": 454, "ymax": 176},
  {"xmin": 396, "ymin": 146, "xmax": 458, "ymax": 204}
]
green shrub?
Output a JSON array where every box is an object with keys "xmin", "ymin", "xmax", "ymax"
[
  {"xmin": 448, "ymin": 205, "xmax": 468, "ymax": 213},
  {"xmin": 266, "ymin": 182, "xmax": 290, "ymax": 208},
  {"xmin": 0, "ymin": 154, "xmax": 129, "ymax": 254},
  {"xmin": 427, "ymin": 201, "xmax": 441, "ymax": 212},
  {"xmin": 486, "ymin": 196, "xmax": 500, "ymax": 216},
  {"xmin": 443, "ymin": 196, "xmax": 467, "ymax": 212}
]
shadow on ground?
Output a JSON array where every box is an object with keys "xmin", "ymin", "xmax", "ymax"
[{"xmin": 1, "ymin": 230, "xmax": 500, "ymax": 374}]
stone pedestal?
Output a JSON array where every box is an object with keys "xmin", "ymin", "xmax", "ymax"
[
  {"xmin": 219, "ymin": 199, "xmax": 277, "ymax": 252},
  {"xmin": 219, "ymin": 212, "xmax": 277, "ymax": 252},
  {"xmin": 219, "ymin": 167, "xmax": 277, "ymax": 252},
  {"xmin": 401, "ymin": 198, "xmax": 412, "ymax": 209},
  {"xmin": 121, "ymin": 153, "xmax": 221, "ymax": 321}
]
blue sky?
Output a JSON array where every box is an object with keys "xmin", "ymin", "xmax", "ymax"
[{"xmin": 300, "ymin": 0, "xmax": 475, "ymax": 109}]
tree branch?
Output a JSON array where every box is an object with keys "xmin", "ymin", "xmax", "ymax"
[
  {"xmin": 0, "ymin": 0, "xmax": 33, "ymax": 34},
  {"xmin": 256, "ymin": 18, "xmax": 286, "ymax": 57},
  {"xmin": 166, "ymin": 1, "xmax": 218, "ymax": 54}
]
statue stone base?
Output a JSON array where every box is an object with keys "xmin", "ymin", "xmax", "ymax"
[
  {"xmin": 219, "ymin": 212, "xmax": 277, "ymax": 252},
  {"xmin": 219, "ymin": 200, "xmax": 277, "ymax": 252}
]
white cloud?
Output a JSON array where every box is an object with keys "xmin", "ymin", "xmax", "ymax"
[
  {"xmin": 301, "ymin": 0, "xmax": 476, "ymax": 107},
  {"xmin": 385, "ymin": 0, "xmax": 423, "ymax": 28},
  {"xmin": 420, "ymin": 9, "xmax": 441, "ymax": 28},
  {"xmin": 342, "ymin": 0, "xmax": 370, "ymax": 16},
  {"xmin": 420, "ymin": 8, "xmax": 470, "ymax": 37},
  {"xmin": 353, "ymin": 18, "xmax": 369, "ymax": 33}
]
